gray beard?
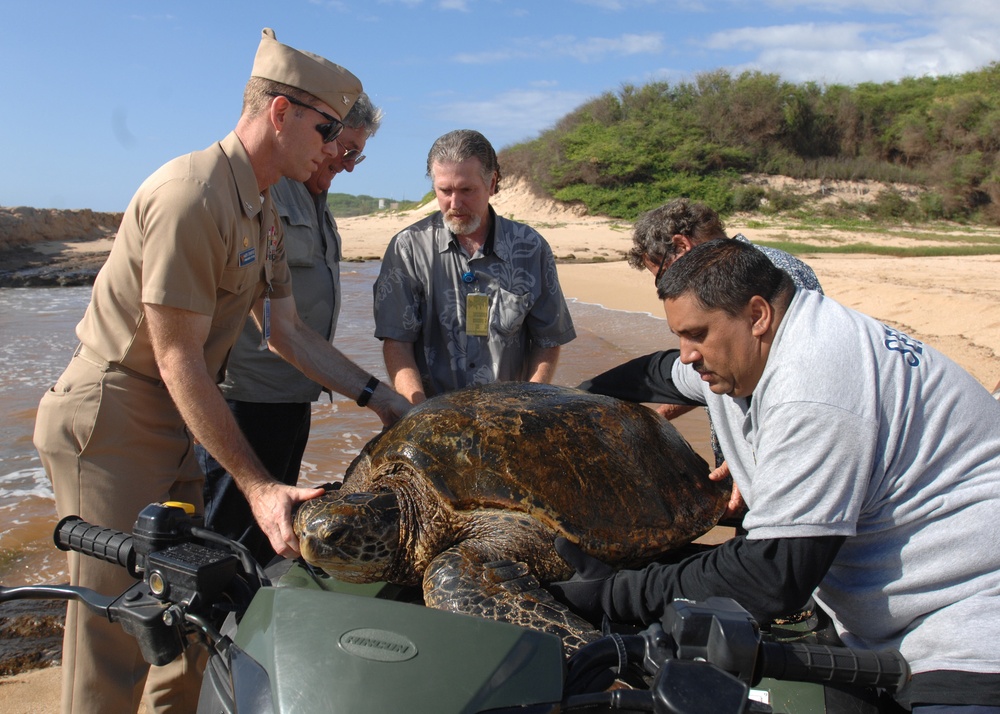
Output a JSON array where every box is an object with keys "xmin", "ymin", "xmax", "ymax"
[{"xmin": 444, "ymin": 213, "xmax": 481, "ymax": 236}]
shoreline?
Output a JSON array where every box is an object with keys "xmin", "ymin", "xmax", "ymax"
[
  {"xmin": 0, "ymin": 198, "xmax": 996, "ymax": 387},
  {"xmin": 0, "ymin": 196, "xmax": 997, "ymax": 711}
]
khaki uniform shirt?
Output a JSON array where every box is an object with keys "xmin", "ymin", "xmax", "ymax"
[
  {"xmin": 219, "ymin": 177, "xmax": 341, "ymax": 403},
  {"xmin": 76, "ymin": 132, "xmax": 292, "ymax": 382}
]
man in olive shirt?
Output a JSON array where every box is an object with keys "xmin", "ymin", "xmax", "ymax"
[{"xmin": 33, "ymin": 29, "xmax": 407, "ymax": 714}]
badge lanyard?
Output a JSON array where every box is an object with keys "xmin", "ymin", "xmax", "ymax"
[
  {"xmin": 258, "ymin": 226, "xmax": 277, "ymax": 351},
  {"xmin": 458, "ymin": 248, "xmax": 489, "ymax": 337},
  {"xmin": 258, "ymin": 291, "xmax": 272, "ymax": 351}
]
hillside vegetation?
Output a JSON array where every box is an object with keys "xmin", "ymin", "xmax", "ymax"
[
  {"xmin": 499, "ymin": 63, "xmax": 1000, "ymax": 224},
  {"xmin": 326, "ymin": 193, "xmax": 423, "ymax": 217}
]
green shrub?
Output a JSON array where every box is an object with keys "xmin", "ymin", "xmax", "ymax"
[
  {"xmin": 493, "ymin": 62, "xmax": 1000, "ymax": 224},
  {"xmin": 863, "ymin": 189, "xmax": 913, "ymax": 220},
  {"xmin": 730, "ymin": 185, "xmax": 767, "ymax": 212},
  {"xmin": 917, "ymin": 192, "xmax": 947, "ymax": 220},
  {"xmin": 760, "ymin": 189, "xmax": 805, "ymax": 213}
]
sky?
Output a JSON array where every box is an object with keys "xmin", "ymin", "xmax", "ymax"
[{"xmin": 4, "ymin": 1, "xmax": 999, "ymax": 213}]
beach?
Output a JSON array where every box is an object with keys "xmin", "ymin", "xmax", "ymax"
[
  {"xmin": 337, "ymin": 180, "xmax": 1000, "ymax": 390},
  {"xmin": 0, "ymin": 186, "xmax": 997, "ymax": 712},
  {"xmin": 3, "ymin": 178, "xmax": 998, "ymax": 390}
]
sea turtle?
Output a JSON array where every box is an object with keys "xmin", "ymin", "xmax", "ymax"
[{"xmin": 294, "ymin": 382, "xmax": 728, "ymax": 651}]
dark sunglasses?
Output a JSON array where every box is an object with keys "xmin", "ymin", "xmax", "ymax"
[
  {"xmin": 268, "ymin": 93, "xmax": 344, "ymax": 143},
  {"xmin": 343, "ymin": 148, "xmax": 366, "ymax": 165},
  {"xmin": 653, "ymin": 251, "xmax": 672, "ymax": 286}
]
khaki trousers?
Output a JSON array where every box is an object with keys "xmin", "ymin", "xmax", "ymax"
[{"xmin": 34, "ymin": 355, "xmax": 207, "ymax": 714}]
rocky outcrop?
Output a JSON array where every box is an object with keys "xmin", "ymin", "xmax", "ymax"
[
  {"xmin": 0, "ymin": 206, "xmax": 121, "ymax": 287},
  {"xmin": 0, "ymin": 206, "xmax": 121, "ymax": 251}
]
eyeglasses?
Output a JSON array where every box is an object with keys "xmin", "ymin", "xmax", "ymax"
[
  {"xmin": 653, "ymin": 251, "xmax": 672, "ymax": 286},
  {"xmin": 343, "ymin": 148, "xmax": 366, "ymax": 165},
  {"xmin": 268, "ymin": 93, "xmax": 344, "ymax": 143}
]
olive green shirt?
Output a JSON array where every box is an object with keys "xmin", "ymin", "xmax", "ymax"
[{"xmin": 219, "ymin": 177, "xmax": 341, "ymax": 403}]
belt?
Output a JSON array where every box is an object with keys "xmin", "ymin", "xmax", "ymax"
[{"xmin": 74, "ymin": 344, "xmax": 165, "ymax": 388}]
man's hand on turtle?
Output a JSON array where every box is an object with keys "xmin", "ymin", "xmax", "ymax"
[
  {"xmin": 247, "ymin": 480, "xmax": 325, "ymax": 558},
  {"xmin": 708, "ymin": 460, "xmax": 745, "ymax": 520},
  {"xmin": 654, "ymin": 403, "xmax": 695, "ymax": 420},
  {"xmin": 371, "ymin": 387, "xmax": 412, "ymax": 427},
  {"xmin": 548, "ymin": 537, "xmax": 615, "ymax": 624}
]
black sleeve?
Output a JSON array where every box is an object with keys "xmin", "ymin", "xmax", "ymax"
[
  {"xmin": 577, "ymin": 350, "xmax": 703, "ymax": 405},
  {"xmin": 603, "ymin": 535, "xmax": 846, "ymax": 625}
]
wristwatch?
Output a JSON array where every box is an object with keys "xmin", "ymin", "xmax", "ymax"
[{"xmin": 356, "ymin": 376, "xmax": 380, "ymax": 407}]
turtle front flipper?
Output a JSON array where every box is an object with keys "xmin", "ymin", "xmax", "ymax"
[{"xmin": 423, "ymin": 544, "xmax": 602, "ymax": 654}]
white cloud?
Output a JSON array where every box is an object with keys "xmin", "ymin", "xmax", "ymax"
[
  {"xmin": 574, "ymin": 0, "xmax": 624, "ymax": 8},
  {"xmin": 706, "ymin": 22, "xmax": 873, "ymax": 52},
  {"xmin": 755, "ymin": 0, "xmax": 914, "ymax": 12},
  {"xmin": 433, "ymin": 88, "xmax": 595, "ymax": 145},
  {"xmin": 572, "ymin": 0, "xmax": 706, "ymax": 10},
  {"xmin": 454, "ymin": 48, "xmax": 522, "ymax": 64},
  {"xmin": 561, "ymin": 33, "xmax": 664, "ymax": 61},
  {"xmin": 699, "ymin": 8, "xmax": 1000, "ymax": 85},
  {"xmin": 454, "ymin": 32, "xmax": 663, "ymax": 64},
  {"xmin": 306, "ymin": 0, "xmax": 350, "ymax": 9},
  {"xmin": 752, "ymin": 0, "xmax": 1000, "ymax": 19}
]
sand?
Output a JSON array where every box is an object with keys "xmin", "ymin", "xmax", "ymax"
[
  {"xmin": 2, "ymin": 184, "xmax": 998, "ymax": 712},
  {"xmin": 336, "ymin": 181, "xmax": 1000, "ymax": 391},
  {"xmin": 23, "ymin": 178, "xmax": 999, "ymax": 392}
]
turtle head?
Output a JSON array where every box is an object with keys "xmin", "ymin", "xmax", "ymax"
[{"xmin": 294, "ymin": 491, "xmax": 401, "ymax": 583}]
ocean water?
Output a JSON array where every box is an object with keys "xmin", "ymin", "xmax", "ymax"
[{"xmin": 0, "ymin": 261, "xmax": 709, "ymax": 585}]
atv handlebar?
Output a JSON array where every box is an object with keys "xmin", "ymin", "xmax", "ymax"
[
  {"xmin": 25, "ymin": 504, "xmax": 255, "ymax": 666},
  {"xmin": 563, "ymin": 596, "xmax": 909, "ymax": 713},
  {"xmin": 757, "ymin": 639, "xmax": 908, "ymax": 690},
  {"xmin": 54, "ymin": 515, "xmax": 139, "ymax": 577}
]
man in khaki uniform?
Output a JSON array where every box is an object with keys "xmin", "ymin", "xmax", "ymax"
[
  {"xmin": 33, "ymin": 28, "xmax": 409, "ymax": 714},
  {"xmin": 198, "ymin": 93, "xmax": 382, "ymax": 567}
]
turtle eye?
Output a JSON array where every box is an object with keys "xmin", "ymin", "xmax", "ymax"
[{"xmin": 322, "ymin": 524, "xmax": 349, "ymax": 544}]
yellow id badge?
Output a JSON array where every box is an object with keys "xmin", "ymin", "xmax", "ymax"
[{"xmin": 465, "ymin": 293, "xmax": 490, "ymax": 336}]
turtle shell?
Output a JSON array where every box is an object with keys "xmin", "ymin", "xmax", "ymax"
[{"xmin": 344, "ymin": 382, "xmax": 727, "ymax": 565}]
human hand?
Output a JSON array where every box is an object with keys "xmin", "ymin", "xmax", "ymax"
[
  {"xmin": 654, "ymin": 403, "xmax": 695, "ymax": 420},
  {"xmin": 371, "ymin": 387, "xmax": 412, "ymax": 427},
  {"xmin": 708, "ymin": 461, "xmax": 745, "ymax": 520},
  {"xmin": 247, "ymin": 481, "xmax": 326, "ymax": 558},
  {"xmin": 548, "ymin": 537, "xmax": 615, "ymax": 623}
]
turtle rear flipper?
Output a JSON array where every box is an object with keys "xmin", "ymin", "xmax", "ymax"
[{"xmin": 424, "ymin": 544, "xmax": 602, "ymax": 653}]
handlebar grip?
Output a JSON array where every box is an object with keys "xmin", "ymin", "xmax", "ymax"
[
  {"xmin": 54, "ymin": 516, "xmax": 139, "ymax": 578},
  {"xmin": 757, "ymin": 641, "xmax": 909, "ymax": 692}
]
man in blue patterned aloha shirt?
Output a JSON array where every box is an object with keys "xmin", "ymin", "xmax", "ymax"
[{"xmin": 373, "ymin": 129, "xmax": 576, "ymax": 404}]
